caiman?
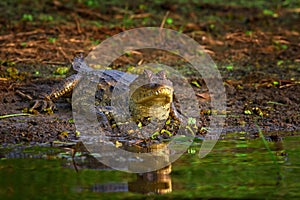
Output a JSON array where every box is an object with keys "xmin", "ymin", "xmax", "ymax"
[{"xmin": 30, "ymin": 56, "xmax": 185, "ymax": 137}]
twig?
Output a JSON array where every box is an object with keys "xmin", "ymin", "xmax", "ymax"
[
  {"xmin": 279, "ymin": 83, "xmax": 297, "ymax": 89},
  {"xmin": 0, "ymin": 113, "xmax": 32, "ymax": 119},
  {"xmin": 58, "ymin": 47, "xmax": 71, "ymax": 63},
  {"xmin": 0, "ymin": 29, "xmax": 44, "ymax": 41},
  {"xmin": 130, "ymin": 13, "xmax": 151, "ymax": 19},
  {"xmin": 75, "ymin": 8, "xmax": 110, "ymax": 21},
  {"xmin": 15, "ymin": 90, "xmax": 33, "ymax": 100},
  {"xmin": 159, "ymin": 11, "xmax": 170, "ymax": 42},
  {"xmin": 14, "ymin": 58, "xmax": 37, "ymax": 63},
  {"xmin": 111, "ymin": 6, "xmax": 133, "ymax": 15},
  {"xmin": 72, "ymin": 13, "xmax": 82, "ymax": 34},
  {"xmin": 42, "ymin": 61, "xmax": 69, "ymax": 65},
  {"xmin": 160, "ymin": 11, "xmax": 170, "ymax": 29}
]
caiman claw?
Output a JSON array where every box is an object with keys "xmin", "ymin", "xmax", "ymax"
[{"xmin": 29, "ymin": 95, "xmax": 56, "ymax": 113}]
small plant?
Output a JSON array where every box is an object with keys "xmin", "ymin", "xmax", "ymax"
[
  {"xmin": 166, "ymin": 17, "xmax": 173, "ymax": 25},
  {"xmin": 150, "ymin": 131, "xmax": 160, "ymax": 139},
  {"xmin": 6, "ymin": 67, "xmax": 19, "ymax": 76},
  {"xmin": 188, "ymin": 148, "xmax": 196, "ymax": 154},
  {"xmin": 139, "ymin": 4, "xmax": 147, "ymax": 10},
  {"xmin": 280, "ymin": 44, "xmax": 288, "ymax": 50},
  {"xmin": 39, "ymin": 14, "xmax": 53, "ymax": 22},
  {"xmin": 5, "ymin": 61, "xmax": 16, "ymax": 66},
  {"xmin": 91, "ymin": 21, "xmax": 102, "ymax": 28},
  {"xmin": 188, "ymin": 117, "xmax": 196, "ymax": 126},
  {"xmin": 273, "ymin": 40, "xmax": 289, "ymax": 50},
  {"xmin": 245, "ymin": 30, "xmax": 253, "ymax": 36},
  {"xmin": 191, "ymin": 80, "xmax": 201, "ymax": 88},
  {"xmin": 142, "ymin": 17, "xmax": 149, "ymax": 25},
  {"xmin": 263, "ymin": 9, "xmax": 278, "ymax": 17},
  {"xmin": 124, "ymin": 51, "xmax": 131, "ymax": 57},
  {"xmin": 48, "ymin": 37, "xmax": 57, "ymax": 43},
  {"xmin": 85, "ymin": 0, "xmax": 99, "ymax": 7},
  {"xmin": 226, "ymin": 65, "xmax": 234, "ymax": 70},
  {"xmin": 276, "ymin": 60, "xmax": 284, "ymax": 66},
  {"xmin": 90, "ymin": 37, "xmax": 100, "ymax": 45},
  {"xmin": 244, "ymin": 109, "xmax": 252, "ymax": 115},
  {"xmin": 21, "ymin": 42, "xmax": 27, "ymax": 47},
  {"xmin": 122, "ymin": 15, "xmax": 134, "ymax": 28},
  {"xmin": 161, "ymin": 129, "xmax": 172, "ymax": 136},
  {"xmin": 272, "ymin": 81, "xmax": 279, "ymax": 86},
  {"xmin": 178, "ymin": 26, "xmax": 184, "ymax": 33},
  {"xmin": 54, "ymin": 67, "xmax": 69, "ymax": 75},
  {"xmin": 22, "ymin": 14, "xmax": 33, "ymax": 21}
]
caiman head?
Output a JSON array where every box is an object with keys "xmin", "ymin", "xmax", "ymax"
[{"xmin": 129, "ymin": 69, "xmax": 174, "ymax": 122}]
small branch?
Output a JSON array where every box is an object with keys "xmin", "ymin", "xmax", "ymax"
[
  {"xmin": 0, "ymin": 29, "xmax": 44, "ymax": 41},
  {"xmin": 15, "ymin": 90, "xmax": 33, "ymax": 100},
  {"xmin": 72, "ymin": 13, "xmax": 82, "ymax": 34},
  {"xmin": 58, "ymin": 47, "xmax": 71, "ymax": 63},
  {"xmin": 75, "ymin": 8, "xmax": 110, "ymax": 21},
  {"xmin": 160, "ymin": 11, "xmax": 170, "ymax": 29},
  {"xmin": 0, "ymin": 113, "xmax": 32, "ymax": 119}
]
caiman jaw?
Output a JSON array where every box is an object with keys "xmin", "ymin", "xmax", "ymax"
[
  {"xmin": 134, "ymin": 86, "xmax": 173, "ymax": 104},
  {"xmin": 130, "ymin": 85, "xmax": 174, "ymax": 121}
]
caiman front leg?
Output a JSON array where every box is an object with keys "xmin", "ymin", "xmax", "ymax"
[
  {"xmin": 30, "ymin": 74, "xmax": 81, "ymax": 112},
  {"xmin": 170, "ymin": 102, "xmax": 187, "ymax": 125},
  {"xmin": 94, "ymin": 106, "xmax": 114, "ymax": 131},
  {"xmin": 170, "ymin": 102, "xmax": 199, "ymax": 136}
]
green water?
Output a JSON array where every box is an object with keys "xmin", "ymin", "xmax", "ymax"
[{"xmin": 1, "ymin": 133, "xmax": 300, "ymax": 199}]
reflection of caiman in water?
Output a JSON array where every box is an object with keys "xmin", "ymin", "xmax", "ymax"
[
  {"xmin": 77, "ymin": 165, "xmax": 172, "ymax": 194},
  {"xmin": 30, "ymin": 55, "xmax": 187, "ymax": 139},
  {"xmin": 72, "ymin": 142, "xmax": 173, "ymax": 194},
  {"xmin": 76, "ymin": 165, "xmax": 172, "ymax": 194},
  {"xmin": 75, "ymin": 159, "xmax": 172, "ymax": 194}
]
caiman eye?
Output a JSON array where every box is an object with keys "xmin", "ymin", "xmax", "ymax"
[
  {"xmin": 156, "ymin": 70, "xmax": 167, "ymax": 79},
  {"xmin": 149, "ymin": 83, "xmax": 160, "ymax": 88}
]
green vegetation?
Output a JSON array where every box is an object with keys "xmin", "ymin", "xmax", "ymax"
[
  {"xmin": 226, "ymin": 65, "xmax": 234, "ymax": 70},
  {"xmin": 48, "ymin": 37, "xmax": 57, "ymax": 43},
  {"xmin": 54, "ymin": 66, "xmax": 69, "ymax": 75},
  {"xmin": 263, "ymin": 9, "xmax": 278, "ymax": 17},
  {"xmin": 22, "ymin": 13, "xmax": 33, "ymax": 21},
  {"xmin": 1, "ymin": 0, "xmax": 299, "ymax": 31},
  {"xmin": 0, "ymin": 113, "xmax": 32, "ymax": 119},
  {"xmin": 38, "ymin": 14, "xmax": 54, "ymax": 21}
]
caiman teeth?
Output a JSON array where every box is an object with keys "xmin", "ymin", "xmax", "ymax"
[{"xmin": 132, "ymin": 86, "xmax": 173, "ymax": 104}]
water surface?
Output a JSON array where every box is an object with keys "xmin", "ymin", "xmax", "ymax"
[{"xmin": 1, "ymin": 133, "xmax": 300, "ymax": 199}]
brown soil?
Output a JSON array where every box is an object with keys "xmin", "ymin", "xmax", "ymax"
[{"xmin": 0, "ymin": 1, "xmax": 299, "ymax": 144}]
